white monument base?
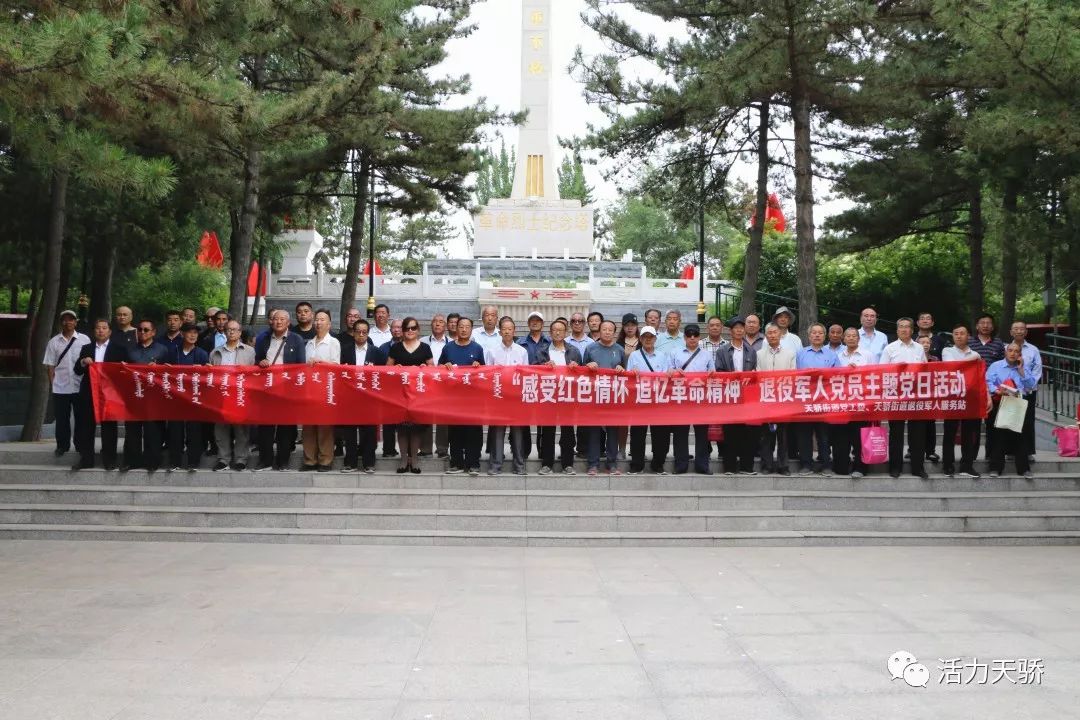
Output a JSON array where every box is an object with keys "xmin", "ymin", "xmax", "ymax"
[{"xmin": 472, "ymin": 198, "xmax": 594, "ymax": 258}]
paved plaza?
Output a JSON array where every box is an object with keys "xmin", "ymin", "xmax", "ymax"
[{"xmin": 1, "ymin": 540, "xmax": 1078, "ymax": 719}]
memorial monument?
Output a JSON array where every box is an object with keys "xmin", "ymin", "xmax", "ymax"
[{"xmin": 471, "ymin": 0, "xmax": 595, "ymax": 259}]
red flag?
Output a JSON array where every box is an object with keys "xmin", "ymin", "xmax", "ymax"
[
  {"xmin": 750, "ymin": 193, "xmax": 786, "ymax": 233},
  {"xmin": 363, "ymin": 259, "xmax": 383, "ymax": 275},
  {"xmin": 247, "ymin": 261, "xmax": 268, "ymax": 297},
  {"xmin": 196, "ymin": 231, "xmax": 224, "ymax": 268}
]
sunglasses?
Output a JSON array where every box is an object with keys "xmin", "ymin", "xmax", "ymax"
[
  {"xmin": 404, "ymin": 326, "xmax": 419, "ymax": 331},
  {"xmin": 685, "ymin": 332, "xmax": 700, "ymax": 338},
  {"xmin": 138, "ymin": 327, "xmax": 154, "ymax": 333}
]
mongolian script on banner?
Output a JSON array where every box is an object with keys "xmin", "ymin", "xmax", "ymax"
[{"xmin": 90, "ymin": 361, "xmax": 989, "ymax": 426}]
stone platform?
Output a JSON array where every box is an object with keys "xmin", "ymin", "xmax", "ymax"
[{"xmin": 2, "ymin": 440, "xmax": 1079, "ymax": 547}]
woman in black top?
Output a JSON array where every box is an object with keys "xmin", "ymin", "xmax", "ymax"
[{"xmin": 385, "ymin": 316, "xmax": 435, "ymax": 472}]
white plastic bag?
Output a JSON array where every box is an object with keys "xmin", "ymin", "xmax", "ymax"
[{"xmin": 994, "ymin": 395, "xmax": 1027, "ymax": 434}]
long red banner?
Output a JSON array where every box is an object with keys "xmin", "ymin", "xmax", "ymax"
[{"xmin": 90, "ymin": 361, "xmax": 989, "ymax": 425}]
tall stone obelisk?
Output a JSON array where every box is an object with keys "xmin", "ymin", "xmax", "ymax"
[
  {"xmin": 472, "ymin": 0, "xmax": 594, "ymax": 258},
  {"xmin": 510, "ymin": 1, "xmax": 560, "ymax": 200}
]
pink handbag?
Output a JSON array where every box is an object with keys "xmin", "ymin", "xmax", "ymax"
[
  {"xmin": 1052, "ymin": 426, "xmax": 1079, "ymax": 458},
  {"xmin": 860, "ymin": 424, "xmax": 889, "ymax": 465}
]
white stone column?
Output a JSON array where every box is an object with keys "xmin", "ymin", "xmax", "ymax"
[{"xmin": 511, "ymin": 0, "xmax": 560, "ymax": 200}]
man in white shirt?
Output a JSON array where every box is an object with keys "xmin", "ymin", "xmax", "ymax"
[
  {"xmin": 880, "ymin": 318, "xmax": 928, "ymax": 478},
  {"xmin": 368, "ymin": 303, "xmax": 393, "ymax": 348},
  {"xmin": 485, "ymin": 316, "xmax": 529, "ymax": 475},
  {"xmin": 856, "ymin": 307, "xmax": 889, "ymax": 362},
  {"xmin": 301, "ymin": 310, "xmax": 341, "ymax": 471},
  {"xmin": 471, "ymin": 304, "xmax": 501, "ymax": 354},
  {"xmin": 771, "ymin": 306, "xmax": 803, "ymax": 355},
  {"xmin": 941, "ymin": 323, "xmax": 982, "ymax": 478},
  {"xmin": 1010, "ymin": 320, "xmax": 1042, "ymax": 460},
  {"xmin": 756, "ymin": 323, "xmax": 796, "ymax": 474},
  {"xmin": 834, "ymin": 327, "xmax": 871, "ymax": 478},
  {"xmin": 43, "ymin": 309, "xmax": 91, "ymax": 457}
]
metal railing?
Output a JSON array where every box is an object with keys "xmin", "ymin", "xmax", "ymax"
[
  {"xmin": 1039, "ymin": 334, "xmax": 1080, "ymax": 422},
  {"xmin": 714, "ymin": 285, "xmax": 898, "ymax": 332}
]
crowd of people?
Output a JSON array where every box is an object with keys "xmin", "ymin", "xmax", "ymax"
[{"xmin": 44, "ymin": 301, "xmax": 1043, "ymax": 479}]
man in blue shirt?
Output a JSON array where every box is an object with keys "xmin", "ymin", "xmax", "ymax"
[
  {"xmin": 582, "ymin": 320, "xmax": 625, "ymax": 475},
  {"xmin": 669, "ymin": 324, "xmax": 715, "ymax": 474},
  {"xmin": 795, "ymin": 324, "xmax": 839, "ymax": 475},
  {"xmin": 517, "ymin": 311, "xmax": 550, "ymax": 461},
  {"xmin": 986, "ymin": 343, "xmax": 1037, "ymax": 478},
  {"xmin": 626, "ymin": 326, "xmax": 673, "ymax": 474},
  {"xmin": 1009, "ymin": 321, "xmax": 1043, "ymax": 461},
  {"xmin": 121, "ymin": 319, "xmax": 171, "ymax": 472},
  {"xmin": 441, "ymin": 317, "xmax": 487, "ymax": 475}
]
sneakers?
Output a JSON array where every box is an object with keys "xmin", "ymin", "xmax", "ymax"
[
  {"xmin": 587, "ymin": 468, "xmax": 598, "ymax": 476},
  {"xmin": 916, "ymin": 471, "xmax": 929, "ymax": 480},
  {"xmin": 608, "ymin": 468, "xmax": 623, "ymax": 475},
  {"xmin": 943, "ymin": 467, "xmax": 955, "ymax": 478},
  {"xmin": 341, "ymin": 465, "xmax": 356, "ymax": 473},
  {"xmin": 230, "ymin": 462, "xmax": 246, "ymax": 471},
  {"xmin": 514, "ymin": 469, "xmax": 527, "ymax": 476},
  {"xmin": 851, "ymin": 471, "xmax": 864, "ymax": 479},
  {"xmin": 738, "ymin": 470, "xmax": 758, "ymax": 476},
  {"xmin": 446, "ymin": 467, "xmax": 464, "ymax": 474},
  {"xmin": 1023, "ymin": 471, "xmax": 1034, "ymax": 480},
  {"xmin": 213, "ymin": 461, "xmax": 229, "ymax": 472},
  {"xmin": 989, "ymin": 471, "xmax": 1000, "ymax": 478},
  {"xmin": 562, "ymin": 466, "xmax": 576, "ymax": 475},
  {"xmin": 799, "ymin": 468, "xmax": 813, "ymax": 476},
  {"xmin": 363, "ymin": 467, "xmax": 375, "ymax": 474},
  {"xmin": 168, "ymin": 466, "xmax": 183, "ymax": 473},
  {"xmin": 254, "ymin": 464, "xmax": 273, "ymax": 472},
  {"xmin": 958, "ymin": 469, "xmax": 980, "ymax": 479},
  {"xmin": 488, "ymin": 468, "xmax": 501, "ymax": 476},
  {"xmin": 927, "ymin": 453, "xmax": 941, "ymax": 463},
  {"xmin": 468, "ymin": 468, "xmax": 480, "ymax": 476},
  {"xmin": 538, "ymin": 466, "xmax": 552, "ymax": 475}
]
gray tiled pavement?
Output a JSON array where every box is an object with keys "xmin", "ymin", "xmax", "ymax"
[{"xmin": 1, "ymin": 541, "xmax": 1078, "ymax": 719}]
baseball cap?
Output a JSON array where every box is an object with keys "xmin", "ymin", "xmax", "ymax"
[{"xmin": 640, "ymin": 326, "xmax": 657, "ymax": 337}]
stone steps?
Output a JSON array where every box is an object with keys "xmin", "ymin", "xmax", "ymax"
[
  {"xmin": 3, "ymin": 465, "xmax": 1079, "ymax": 491},
  {"xmin": 5, "ymin": 502, "xmax": 1080, "ymax": 532},
  {"xmin": 3, "ymin": 484, "xmax": 1080, "ymax": 512},
  {"xmin": 1, "ymin": 524, "xmax": 1079, "ymax": 546},
  {"xmin": 3, "ymin": 437, "xmax": 1079, "ymax": 546}
]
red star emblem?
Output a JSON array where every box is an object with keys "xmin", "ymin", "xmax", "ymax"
[{"xmin": 530, "ymin": 290, "xmax": 540, "ymax": 299}]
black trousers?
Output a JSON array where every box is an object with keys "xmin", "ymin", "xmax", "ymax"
[
  {"xmin": 759, "ymin": 423, "xmax": 788, "ymax": 473},
  {"xmin": 798, "ymin": 422, "xmax": 831, "ymax": 470},
  {"xmin": 53, "ymin": 392, "xmax": 82, "ymax": 453},
  {"xmin": 721, "ymin": 424, "xmax": 758, "ymax": 473},
  {"xmin": 629, "ymin": 426, "xmax": 671, "ymax": 472},
  {"xmin": 923, "ymin": 421, "xmax": 937, "ymax": 455},
  {"xmin": 123, "ymin": 421, "xmax": 163, "ymax": 470},
  {"xmin": 75, "ymin": 392, "xmax": 117, "ymax": 468},
  {"xmin": 383, "ymin": 424, "xmax": 398, "ymax": 454},
  {"xmin": 167, "ymin": 421, "xmax": 202, "ymax": 468},
  {"xmin": 830, "ymin": 422, "xmax": 867, "ymax": 475},
  {"xmin": 673, "ymin": 424, "xmax": 712, "ymax": 473},
  {"xmin": 449, "ymin": 425, "xmax": 482, "ymax": 470},
  {"xmin": 889, "ymin": 419, "xmax": 926, "ymax": 475},
  {"xmin": 538, "ymin": 425, "xmax": 575, "ymax": 469},
  {"xmin": 259, "ymin": 424, "xmax": 296, "ymax": 467},
  {"xmin": 942, "ymin": 418, "xmax": 981, "ymax": 473},
  {"xmin": 1021, "ymin": 390, "xmax": 1037, "ymax": 457},
  {"xmin": 342, "ymin": 425, "xmax": 377, "ymax": 469},
  {"xmin": 988, "ymin": 405, "xmax": 1032, "ymax": 475}
]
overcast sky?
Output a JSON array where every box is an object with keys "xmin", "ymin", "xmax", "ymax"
[{"xmin": 433, "ymin": 0, "xmax": 846, "ymax": 260}]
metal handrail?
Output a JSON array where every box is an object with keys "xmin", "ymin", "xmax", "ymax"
[{"xmin": 1037, "ymin": 348, "xmax": 1079, "ymax": 422}]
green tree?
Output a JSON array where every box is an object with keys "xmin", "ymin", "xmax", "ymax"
[
  {"xmin": 381, "ymin": 215, "xmax": 455, "ymax": 275},
  {"xmin": 0, "ymin": 2, "xmax": 176, "ymax": 440},
  {"xmin": 608, "ymin": 195, "xmax": 734, "ymax": 278},
  {"xmin": 557, "ymin": 151, "xmax": 593, "ymax": 204},
  {"xmin": 475, "ymin": 136, "xmax": 516, "ymax": 206}
]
